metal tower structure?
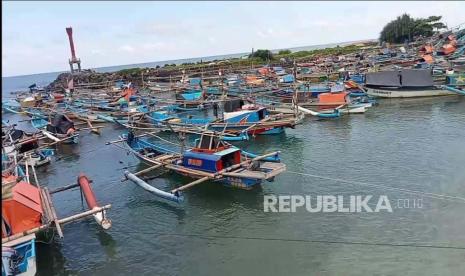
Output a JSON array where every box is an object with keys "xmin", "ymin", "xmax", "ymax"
[{"xmin": 66, "ymin": 27, "xmax": 81, "ymax": 73}]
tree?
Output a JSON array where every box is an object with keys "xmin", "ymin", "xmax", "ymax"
[
  {"xmin": 278, "ymin": 49, "xmax": 291, "ymax": 55},
  {"xmin": 249, "ymin": 49, "xmax": 273, "ymax": 61},
  {"xmin": 379, "ymin": 14, "xmax": 446, "ymax": 43}
]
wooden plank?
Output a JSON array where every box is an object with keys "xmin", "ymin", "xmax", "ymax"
[
  {"xmin": 171, "ymin": 176, "xmax": 210, "ymax": 193},
  {"xmin": 221, "ymin": 171, "xmax": 266, "ymax": 180},
  {"xmin": 44, "ymin": 187, "xmax": 64, "ymax": 238},
  {"xmin": 3, "ymin": 234, "xmax": 36, "ymax": 247},
  {"xmin": 39, "ymin": 189, "xmax": 52, "ymax": 224},
  {"xmin": 134, "ymin": 164, "xmax": 164, "ymax": 177},
  {"xmin": 50, "ymin": 183, "xmax": 81, "ymax": 194},
  {"xmin": 2, "ymin": 205, "xmax": 111, "ymax": 244}
]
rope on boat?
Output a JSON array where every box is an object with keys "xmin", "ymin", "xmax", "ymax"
[
  {"xmin": 111, "ymin": 230, "xmax": 465, "ymax": 251},
  {"xmin": 286, "ymin": 171, "xmax": 465, "ymax": 203}
]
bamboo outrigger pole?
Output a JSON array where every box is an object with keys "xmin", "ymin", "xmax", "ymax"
[{"xmin": 1, "ymin": 205, "xmax": 111, "ymax": 244}]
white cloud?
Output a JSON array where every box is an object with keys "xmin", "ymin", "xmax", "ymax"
[
  {"xmin": 90, "ymin": 49, "xmax": 104, "ymax": 55},
  {"xmin": 118, "ymin": 45, "xmax": 135, "ymax": 53},
  {"xmin": 3, "ymin": 1, "xmax": 465, "ymax": 76},
  {"xmin": 137, "ymin": 22, "xmax": 189, "ymax": 37}
]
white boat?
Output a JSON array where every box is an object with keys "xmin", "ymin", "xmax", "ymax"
[
  {"xmin": 365, "ymin": 69, "xmax": 455, "ymax": 98},
  {"xmin": 2, "ymin": 234, "xmax": 37, "ymax": 276},
  {"xmin": 366, "ymin": 87, "xmax": 454, "ymax": 98},
  {"xmin": 338, "ymin": 105, "xmax": 367, "ymax": 114}
]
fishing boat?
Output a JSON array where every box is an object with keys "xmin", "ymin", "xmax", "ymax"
[
  {"xmin": 2, "ymin": 101, "xmax": 23, "ymax": 114},
  {"xmin": 440, "ymin": 73, "xmax": 465, "ymax": 95},
  {"xmin": 112, "ymin": 130, "xmax": 286, "ymax": 202},
  {"xmin": 2, "ymin": 234, "xmax": 37, "ymax": 276},
  {"xmin": 2, "ymin": 164, "xmax": 112, "ymax": 275},
  {"xmin": 146, "ymin": 100, "xmax": 300, "ymax": 136},
  {"xmin": 30, "ymin": 113, "xmax": 79, "ymax": 144},
  {"xmin": 2, "ymin": 125, "xmax": 54, "ymax": 167},
  {"xmin": 365, "ymin": 69, "xmax": 455, "ymax": 98},
  {"xmin": 210, "ymin": 102, "xmax": 296, "ymax": 135},
  {"xmin": 2, "ymin": 173, "xmax": 41, "ymax": 276}
]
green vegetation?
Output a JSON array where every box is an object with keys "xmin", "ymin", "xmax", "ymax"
[
  {"xmin": 249, "ymin": 49, "xmax": 274, "ymax": 61},
  {"xmin": 117, "ymin": 68, "xmax": 144, "ymax": 75},
  {"xmin": 379, "ymin": 14, "xmax": 447, "ymax": 43},
  {"xmin": 110, "ymin": 43, "xmax": 371, "ymax": 76}
]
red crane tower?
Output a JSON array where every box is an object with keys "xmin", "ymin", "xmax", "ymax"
[{"xmin": 66, "ymin": 27, "xmax": 81, "ymax": 73}]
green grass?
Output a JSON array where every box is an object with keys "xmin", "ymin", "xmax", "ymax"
[{"xmin": 112, "ymin": 43, "xmax": 370, "ymax": 76}]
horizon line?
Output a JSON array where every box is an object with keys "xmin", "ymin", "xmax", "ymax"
[{"xmin": 2, "ymin": 38, "xmax": 376, "ymax": 78}]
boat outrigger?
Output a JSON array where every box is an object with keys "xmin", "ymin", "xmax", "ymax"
[
  {"xmin": 28, "ymin": 112, "xmax": 80, "ymax": 144},
  {"xmin": 145, "ymin": 99, "xmax": 302, "ymax": 136},
  {"xmin": 2, "ymin": 154, "xmax": 111, "ymax": 276},
  {"xmin": 108, "ymin": 130, "xmax": 286, "ymax": 203},
  {"xmin": 2, "ymin": 124, "xmax": 55, "ymax": 168}
]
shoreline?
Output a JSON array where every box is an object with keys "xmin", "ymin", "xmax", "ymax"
[{"xmin": 3, "ymin": 38, "xmax": 377, "ymax": 79}]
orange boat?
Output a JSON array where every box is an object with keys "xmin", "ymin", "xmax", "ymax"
[
  {"xmin": 245, "ymin": 75, "xmax": 265, "ymax": 85},
  {"xmin": 317, "ymin": 92, "xmax": 349, "ymax": 110}
]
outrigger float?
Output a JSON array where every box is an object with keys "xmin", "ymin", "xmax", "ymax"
[
  {"xmin": 2, "ymin": 153, "xmax": 111, "ymax": 276},
  {"xmin": 107, "ymin": 130, "xmax": 286, "ymax": 203}
]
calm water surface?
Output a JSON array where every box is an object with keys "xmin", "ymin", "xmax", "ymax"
[{"xmin": 3, "ymin": 78, "xmax": 465, "ymax": 275}]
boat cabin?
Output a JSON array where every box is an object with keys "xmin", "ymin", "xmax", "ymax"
[
  {"xmin": 223, "ymin": 105, "xmax": 268, "ymax": 123},
  {"xmin": 223, "ymin": 99, "xmax": 268, "ymax": 123},
  {"xmin": 182, "ymin": 136, "xmax": 241, "ymax": 173},
  {"xmin": 2, "ymin": 176, "xmax": 43, "ymax": 237}
]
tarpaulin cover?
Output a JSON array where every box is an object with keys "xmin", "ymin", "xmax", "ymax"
[
  {"xmin": 422, "ymin": 55, "xmax": 434, "ymax": 64},
  {"xmin": 442, "ymin": 44, "xmax": 456, "ymax": 55},
  {"xmin": 401, "ymin": 69, "xmax": 434, "ymax": 87},
  {"xmin": 258, "ymin": 68, "xmax": 270, "ymax": 75},
  {"xmin": 224, "ymin": 99, "xmax": 244, "ymax": 112},
  {"xmin": 2, "ymin": 181, "xmax": 43, "ymax": 237},
  {"xmin": 318, "ymin": 92, "xmax": 348, "ymax": 103},
  {"xmin": 47, "ymin": 115, "xmax": 74, "ymax": 134},
  {"xmin": 424, "ymin": 45, "xmax": 433, "ymax": 54},
  {"xmin": 365, "ymin": 71, "xmax": 401, "ymax": 86}
]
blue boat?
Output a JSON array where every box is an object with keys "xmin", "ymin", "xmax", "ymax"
[
  {"xmin": 2, "ymin": 235, "xmax": 37, "ymax": 276},
  {"xmin": 119, "ymin": 131, "xmax": 286, "ymax": 202},
  {"xmin": 349, "ymin": 74, "xmax": 365, "ymax": 84},
  {"xmin": 147, "ymin": 103, "xmax": 295, "ymax": 136},
  {"xmin": 29, "ymin": 113, "xmax": 79, "ymax": 144},
  {"xmin": 2, "ymin": 101, "xmax": 23, "ymax": 114}
]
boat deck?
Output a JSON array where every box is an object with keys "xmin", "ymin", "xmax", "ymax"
[{"xmin": 224, "ymin": 162, "xmax": 286, "ymax": 180}]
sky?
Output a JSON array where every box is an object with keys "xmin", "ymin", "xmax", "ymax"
[{"xmin": 2, "ymin": 1, "xmax": 465, "ymax": 77}]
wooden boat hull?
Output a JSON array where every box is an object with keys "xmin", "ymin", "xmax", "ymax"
[
  {"xmin": 2, "ymin": 235, "xmax": 37, "ymax": 276},
  {"xmin": 147, "ymin": 112, "xmax": 293, "ymax": 135},
  {"xmin": 366, "ymin": 87, "xmax": 455, "ymax": 98},
  {"xmin": 123, "ymin": 135, "xmax": 285, "ymax": 190},
  {"xmin": 209, "ymin": 124, "xmax": 287, "ymax": 135}
]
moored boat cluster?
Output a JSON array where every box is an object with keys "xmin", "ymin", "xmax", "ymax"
[{"xmin": 2, "ymin": 26, "xmax": 464, "ymax": 275}]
